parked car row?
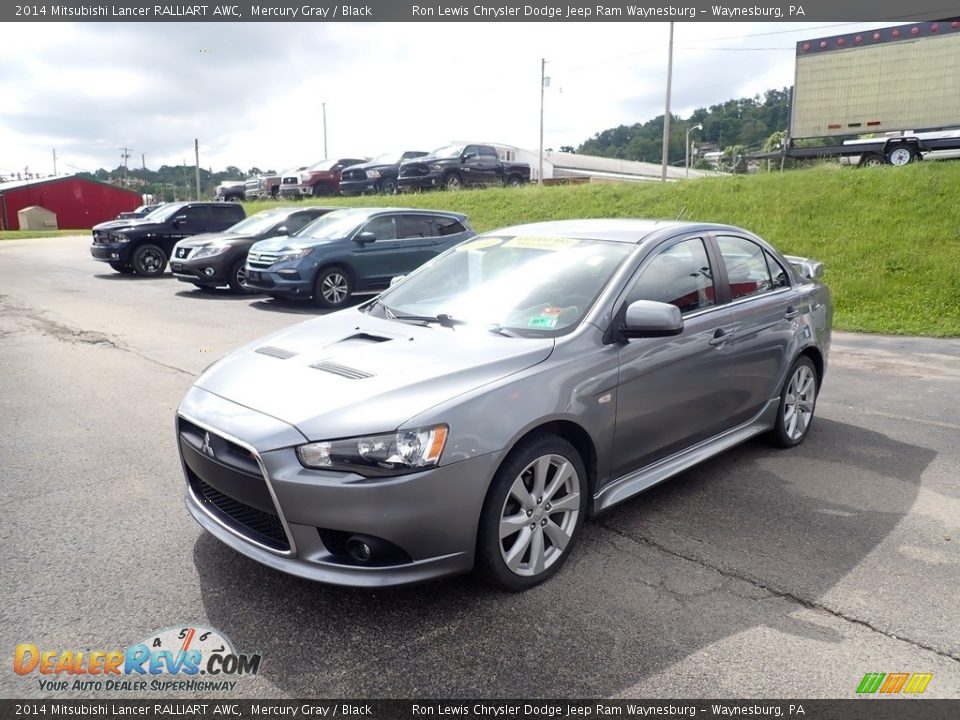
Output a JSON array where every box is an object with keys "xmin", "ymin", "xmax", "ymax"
[
  {"xmin": 90, "ymin": 203, "xmax": 476, "ymax": 308},
  {"xmin": 234, "ymin": 143, "xmax": 532, "ymax": 201}
]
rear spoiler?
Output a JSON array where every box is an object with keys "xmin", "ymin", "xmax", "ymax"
[{"xmin": 783, "ymin": 254, "xmax": 824, "ymax": 281}]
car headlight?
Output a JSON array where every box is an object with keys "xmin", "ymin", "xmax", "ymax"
[
  {"xmin": 277, "ymin": 248, "xmax": 313, "ymax": 260},
  {"xmin": 115, "ymin": 234, "xmax": 129, "ymax": 243},
  {"xmin": 365, "ymin": 169, "xmax": 381, "ymax": 179},
  {"xmin": 297, "ymin": 424, "xmax": 448, "ymax": 477},
  {"xmin": 191, "ymin": 244, "xmax": 228, "ymax": 259}
]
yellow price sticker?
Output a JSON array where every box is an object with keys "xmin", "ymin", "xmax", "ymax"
[
  {"xmin": 455, "ymin": 237, "xmax": 504, "ymax": 252},
  {"xmin": 503, "ymin": 236, "xmax": 579, "ymax": 251}
]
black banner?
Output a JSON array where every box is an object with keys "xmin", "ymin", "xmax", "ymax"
[
  {"xmin": 2, "ymin": 700, "xmax": 959, "ymax": 720},
  {"xmin": 1, "ymin": 0, "xmax": 958, "ymax": 23}
]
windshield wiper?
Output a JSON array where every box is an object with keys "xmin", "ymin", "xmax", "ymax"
[
  {"xmin": 390, "ymin": 312, "xmax": 464, "ymax": 329},
  {"xmin": 488, "ymin": 325, "xmax": 520, "ymax": 338}
]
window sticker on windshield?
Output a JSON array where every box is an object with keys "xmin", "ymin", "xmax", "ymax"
[
  {"xmin": 504, "ymin": 236, "xmax": 579, "ymax": 251},
  {"xmin": 456, "ymin": 237, "xmax": 504, "ymax": 252},
  {"xmin": 540, "ymin": 306, "xmax": 563, "ymax": 317},
  {"xmin": 528, "ymin": 315, "xmax": 559, "ymax": 329}
]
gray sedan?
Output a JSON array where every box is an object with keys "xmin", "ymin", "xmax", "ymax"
[{"xmin": 177, "ymin": 219, "xmax": 832, "ymax": 590}]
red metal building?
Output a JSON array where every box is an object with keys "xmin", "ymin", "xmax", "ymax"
[{"xmin": 0, "ymin": 175, "xmax": 142, "ymax": 231}]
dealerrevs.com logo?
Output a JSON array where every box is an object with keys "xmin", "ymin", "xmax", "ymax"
[{"xmin": 13, "ymin": 626, "xmax": 261, "ymax": 693}]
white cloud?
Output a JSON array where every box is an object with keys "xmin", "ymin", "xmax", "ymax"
[{"xmin": 0, "ymin": 20, "xmax": 895, "ymax": 177}]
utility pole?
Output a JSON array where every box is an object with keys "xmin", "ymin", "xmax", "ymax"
[
  {"xmin": 141, "ymin": 153, "xmax": 146, "ymax": 171},
  {"xmin": 660, "ymin": 22, "xmax": 674, "ymax": 183},
  {"xmin": 539, "ymin": 58, "xmax": 547, "ymax": 185},
  {"xmin": 194, "ymin": 139, "xmax": 201, "ymax": 200},
  {"xmin": 52, "ymin": 148, "xmax": 57, "ymax": 176},
  {"xmin": 322, "ymin": 103, "xmax": 328, "ymax": 158},
  {"xmin": 120, "ymin": 147, "xmax": 131, "ymax": 183}
]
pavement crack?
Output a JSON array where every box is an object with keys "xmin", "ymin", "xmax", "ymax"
[{"xmin": 596, "ymin": 520, "xmax": 960, "ymax": 663}]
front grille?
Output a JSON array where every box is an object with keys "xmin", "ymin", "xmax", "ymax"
[
  {"xmin": 282, "ymin": 177, "xmax": 298, "ymax": 185},
  {"xmin": 192, "ymin": 474, "xmax": 289, "ymax": 551},
  {"xmin": 247, "ymin": 251, "xmax": 281, "ymax": 269},
  {"xmin": 341, "ymin": 169, "xmax": 365, "ymax": 181},
  {"xmin": 399, "ymin": 164, "xmax": 429, "ymax": 177}
]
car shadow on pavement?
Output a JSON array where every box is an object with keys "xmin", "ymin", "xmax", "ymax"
[
  {"xmin": 174, "ymin": 288, "xmax": 263, "ymax": 301},
  {"xmin": 193, "ymin": 417, "xmax": 935, "ymax": 697},
  {"xmin": 246, "ymin": 296, "xmax": 366, "ymax": 315}
]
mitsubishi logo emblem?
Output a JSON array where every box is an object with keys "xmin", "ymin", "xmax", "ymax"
[{"xmin": 201, "ymin": 431, "xmax": 215, "ymax": 457}]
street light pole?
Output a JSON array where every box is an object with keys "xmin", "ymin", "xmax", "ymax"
[
  {"xmin": 539, "ymin": 58, "xmax": 546, "ymax": 185},
  {"xmin": 686, "ymin": 123, "xmax": 702, "ymax": 178},
  {"xmin": 322, "ymin": 103, "xmax": 328, "ymax": 158},
  {"xmin": 660, "ymin": 21, "xmax": 674, "ymax": 183}
]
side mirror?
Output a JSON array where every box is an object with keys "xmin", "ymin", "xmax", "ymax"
[
  {"xmin": 355, "ymin": 231, "xmax": 376, "ymax": 244},
  {"xmin": 389, "ymin": 275, "xmax": 406, "ymax": 287},
  {"xmin": 173, "ymin": 215, "xmax": 188, "ymax": 226},
  {"xmin": 461, "ymin": 153, "xmax": 475, "ymax": 162},
  {"xmin": 274, "ymin": 226, "xmax": 289, "ymax": 236},
  {"xmin": 622, "ymin": 300, "xmax": 684, "ymax": 338}
]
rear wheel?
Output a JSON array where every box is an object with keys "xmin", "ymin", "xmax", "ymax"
[
  {"xmin": 132, "ymin": 244, "xmax": 167, "ymax": 277},
  {"xmin": 886, "ymin": 145, "xmax": 916, "ymax": 167},
  {"xmin": 313, "ymin": 265, "xmax": 353, "ymax": 309},
  {"xmin": 859, "ymin": 153, "xmax": 885, "ymax": 168},
  {"xmin": 476, "ymin": 434, "xmax": 586, "ymax": 591},
  {"xmin": 769, "ymin": 356, "xmax": 818, "ymax": 448},
  {"xmin": 109, "ymin": 262, "xmax": 135, "ymax": 274}
]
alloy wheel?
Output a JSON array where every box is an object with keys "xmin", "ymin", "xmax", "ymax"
[
  {"xmin": 321, "ymin": 272, "xmax": 349, "ymax": 305},
  {"xmin": 783, "ymin": 364, "xmax": 816, "ymax": 441}
]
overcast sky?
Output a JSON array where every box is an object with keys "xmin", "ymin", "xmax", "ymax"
[{"xmin": 0, "ymin": 21, "xmax": 894, "ymax": 177}]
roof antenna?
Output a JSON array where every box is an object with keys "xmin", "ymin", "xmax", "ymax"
[{"xmin": 676, "ymin": 205, "xmax": 687, "ymax": 220}]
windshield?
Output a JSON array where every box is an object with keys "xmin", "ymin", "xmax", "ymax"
[
  {"xmin": 372, "ymin": 152, "xmax": 403, "ymax": 165},
  {"xmin": 371, "ymin": 235, "xmax": 633, "ymax": 336},
  {"xmin": 292, "ymin": 209, "xmax": 368, "ymax": 240},
  {"xmin": 224, "ymin": 210, "xmax": 284, "ymax": 235},
  {"xmin": 429, "ymin": 144, "xmax": 465, "ymax": 159},
  {"xmin": 145, "ymin": 202, "xmax": 187, "ymax": 222},
  {"xmin": 307, "ymin": 159, "xmax": 336, "ymax": 172}
]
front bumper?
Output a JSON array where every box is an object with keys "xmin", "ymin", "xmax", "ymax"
[
  {"xmin": 339, "ymin": 179, "xmax": 377, "ymax": 195},
  {"xmin": 90, "ymin": 243, "xmax": 130, "ymax": 263},
  {"xmin": 178, "ymin": 388, "xmax": 496, "ymax": 586},
  {"xmin": 171, "ymin": 254, "xmax": 230, "ymax": 285},
  {"xmin": 398, "ymin": 174, "xmax": 441, "ymax": 191},
  {"xmin": 277, "ymin": 187, "xmax": 301, "ymax": 199},
  {"xmin": 242, "ymin": 265, "xmax": 311, "ymax": 296}
]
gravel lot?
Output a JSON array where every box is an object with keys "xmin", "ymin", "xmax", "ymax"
[{"xmin": 1, "ymin": 236, "xmax": 958, "ymax": 700}]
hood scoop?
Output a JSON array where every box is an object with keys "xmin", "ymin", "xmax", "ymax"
[
  {"xmin": 255, "ymin": 345, "xmax": 298, "ymax": 360},
  {"xmin": 310, "ymin": 361, "xmax": 374, "ymax": 380}
]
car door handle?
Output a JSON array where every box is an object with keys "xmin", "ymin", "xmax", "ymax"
[
  {"xmin": 708, "ymin": 328, "xmax": 730, "ymax": 347},
  {"xmin": 784, "ymin": 306, "xmax": 800, "ymax": 320}
]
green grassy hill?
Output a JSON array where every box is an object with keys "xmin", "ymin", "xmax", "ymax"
[{"xmin": 247, "ymin": 163, "xmax": 960, "ymax": 337}]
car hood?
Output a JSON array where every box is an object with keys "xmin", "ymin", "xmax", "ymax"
[
  {"xmin": 344, "ymin": 160, "xmax": 396, "ymax": 173},
  {"xmin": 250, "ymin": 236, "xmax": 336, "ymax": 252},
  {"xmin": 93, "ymin": 218, "xmax": 148, "ymax": 232},
  {"xmin": 195, "ymin": 309, "xmax": 554, "ymax": 441},
  {"xmin": 176, "ymin": 231, "xmax": 250, "ymax": 248}
]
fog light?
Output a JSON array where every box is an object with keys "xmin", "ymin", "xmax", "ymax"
[
  {"xmin": 204, "ymin": 268, "xmax": 215, "ymax": 276},
  {"xmin": 345, "ymin": 537, "xmax": 373, "ymax": 562}
]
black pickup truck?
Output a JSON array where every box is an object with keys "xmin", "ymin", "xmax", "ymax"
[
  {"xmin": 89, "ymin": 201, "xmax": 246, "ymax": 276},
  {"xmin": 397, "ymin": 144, "xmax": 531, "ymax": 191}
]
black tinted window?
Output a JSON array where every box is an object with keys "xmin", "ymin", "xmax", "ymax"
[
  {"xmin": 479, "ymin": 146, "xmax": 498, "ymax": 159},
  {"xmin": 360, "ymin": 215, "xmax": 398, "ymax": 240},
  {"xmin": 179, "ymin": 206, "xmax": 207, "ymax": 224},
  {"xmin": 627, "ymin": 238, "xmax": 715, "ymax": 314},
  {"xmin": 284, "ymin": 213, "xmax": 316, "ymax": 234},
  {"xmin": 463, "ymin": 145, "xmax": 479, "ymax": 157},
  {"xmin": 717, "ymin": 236, "xmax": 773, "ymax": 301},
  {"xmin": 436, "ymin": 217, "xmax": 466, "ymax": 236},
  {"xmin": 398, "ymin": 215, "xmax": 434, "ymax": 239},
  {"xmin": 765, "ymin": 250, "xmax": 790, "ymax": 289},
  {"xmin": 209, "ymin": 205, "xmax": 242, "ymax": 224}
]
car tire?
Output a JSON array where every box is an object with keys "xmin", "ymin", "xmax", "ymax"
[
  {"xmin": 476, "ymin": 434, "xmax": 587, "ymax": 591},
  {"xmin": 227, "ymin": 258, "xmax": 250, "ymax": 294},
  {"xmin": 768, "ymin": 355, "xmax": 818, "ymax": 448},
  {"xmin": 858, "ymin": 153, "xmax": 885, "ymax": 168},
  {"xmin": 444, "ymin": 173, "xmax": 463, "ymax": 191},
  {"xmin": 885, "ymin": 146, "xmax": 916, "ymax": 167},
  {"xmin": 108, "ymin": 262, "xmax": 135, "ymax": 274},
  {"xmin": 506, "ymin": 175, "xmax": 522, "ymax": 187},
  {"xmin": 380, "ymin": 178, "xmax": 397, "ymax": 195},
  {"xmin": 313, "ymin": 265, "xmax": 353, "ymax": 309},
  {"xmin": 132, "ymin": 244, "xmax": 167, "ymax": 277},
  {"xmin": 313, "ymin": 184, "xmax": 332, "ymax": 197}
]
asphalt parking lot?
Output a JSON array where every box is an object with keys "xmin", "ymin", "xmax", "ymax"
[{"xmin": 1, "ymin": 235, "xmax": 958, "ymax": 700}]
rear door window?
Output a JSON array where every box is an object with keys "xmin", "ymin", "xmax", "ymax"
[{"xmin": 398, "ymin": 215, "xmax": 435, "ymax": 239}]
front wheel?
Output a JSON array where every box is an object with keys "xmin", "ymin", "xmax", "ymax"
[
  {"xmin": 768, "ymin": 356, "xmax": 818, "ymax": 448},
  {"xmin": 444, "ymin": 173, "xmax": 463, "ymax": 191},
  {"xmin": 859, "ymin": 153, "xmax": 885, "ymax": 168},
  {"xmin": 227, "ymin": 258, "xmax": 250, "ymax": 294},
  {"xmin": 132, "ymin": 244, "xmax": 167, "ymax": 277},
  {"xmin": 476, "ymin": 434, "xmax": 586, "ymax": 591},
  {"xmin": 379, "ymin": 178, "xmax": 397, "ymax": 195},
  {"xmin": 313, "ymin": 266, "xmax": 353, "ymax": 309},
  {"xmin": 506, "ymin": 175, "xmax": 522, "ymax": 187}
]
